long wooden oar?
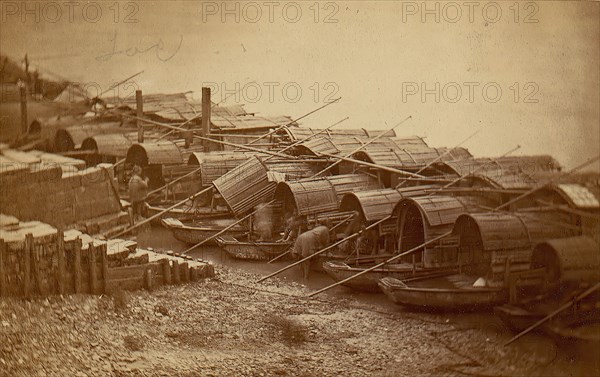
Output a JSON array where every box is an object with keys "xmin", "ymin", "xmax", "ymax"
[
  {"xmin": 396, "ymin": 129, "xmax": 480, "ymax": 188},
  {"xmin": 307, "ymin": 230, "xmax": 453, "ymax": 296},
  {"xmin": 267, "ymin": 213, "xmax": 355, "ymax": 264},
  {"xmin": 110, "ymin": 186, "xmax": 213, "ymax": 238},
  {"xmin": 257, "ymin": 216, "xmax": 391, "ymax": 283},
  {"xmin": 311, "ymin": 116, "xmax": 412, "ymax": 178},
  {"xmin": 503, "ymin": 282, "xmax": 600, "ymax": 346}
]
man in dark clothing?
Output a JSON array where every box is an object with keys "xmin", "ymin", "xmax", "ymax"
[{"xmin": 293, "ymin": 224, "xmax": 330, "ymax": 280}]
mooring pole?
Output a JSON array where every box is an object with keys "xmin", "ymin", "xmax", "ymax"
[
  {"xmin": 136, "ymin": 90, "xmax": 144, "ymax": 143},
  {"xmin": 19, "ymin": 81, "xmax": 28, "ymax": 135},
  {"xmin": 202, "ymin": 87, "xmax": 211, "ymax": 152}
]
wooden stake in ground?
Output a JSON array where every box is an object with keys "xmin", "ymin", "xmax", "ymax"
[{"xmin": 256, "ymin": 216, "xmax": 391, "ymax": 283}]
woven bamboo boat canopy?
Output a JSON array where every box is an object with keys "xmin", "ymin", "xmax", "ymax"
[
  {"xmin": 531, "ymin": 236, "xmax": 600, "ymax": 283},
  {"xmin": 81, "ymin": 133, "xmax": 134, "ymax": 158},
  {"xmin": 452, "ymin": 211, "xmax": 579, "ymax": 254},
  {"xmin": 126, "ymin": 141, "xmax": 183, "ymax": 167},
  {"xmin": 213, "ymin": 156, "xmax": 326, "ymax": 215},
  {"xmin": 273, "ymin": 174, "xmax": 380, "ymax": 216},
  {"xmin": 53, "ymin": 122, "xmax": 124, "ymax": 151},
  {"xmin": 340, "ymin": 185, "xmax": 438, "ymax": 222}
]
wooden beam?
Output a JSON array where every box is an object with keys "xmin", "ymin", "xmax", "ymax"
[
  {"xmin": 101, "ymin": 243, "xmax": 108, "ymax": 294},
  {"xmin": 162, "ymin": 259, "xmax": 172, "ymax": 285},
  {"xmin": 57, "ymin": 231, "xmax": 65, "ymax": 294},
  {"xmin": 24, "ymin": 233, "xmax": 32, "ymax": 298},
  {"xmin": 0, "ymin": 240, "xmax": 6, "ymax": 297},
  {"xmin": 73, "ymin": 239, "xmax": 82, "ymax": 294},
  {"xmin": 136, "ymin": 90, "xmax": 144, "ymax": 143},
  {"xmin": 172, "ymin": 260, "xmax": 180, "ymax": 284},
  {"xmin": 88, "ymin": 243, "xmax": 98, "ymax": 294}
]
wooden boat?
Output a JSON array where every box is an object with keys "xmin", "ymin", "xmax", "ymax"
[
  {"xmin": 322, "ymin": 260, "xmax": 455, "ymax": 292},
  {"xmin": 216, "ymin": 235, "xmax": 293, "ymax": 261},
  {"xmin": 495, "ymin": 297, "xmax": 600, "ymax": 334},
  {"xmin": 378, "ymin": 274, "xmax": 508, "ymax": 311},
  {"xmin": 146, "ymin": 203, "xmax": 230, "ymax": 224},
  {"xmin": 161, "ymin": 217, "xmax": 247, "ymax": 246}
]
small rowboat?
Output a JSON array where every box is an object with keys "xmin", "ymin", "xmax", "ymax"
[
  {"xmin": 216, "ymin": 235, "xmax": 293, "ymax": 261},
  {"xmin": 378, "ymin": 274, "xmax": 508, "ymax": 311},
  {"xmin": 161, "ymin": 218, "xmax": 247, "ymax": 246},
  {"xmin": 146, "ymin": 203, "xmax": 230, "ymax": 224},
  {"xmin": 322, "ymin": 260, "xmax": 455, "ymax": 292}
]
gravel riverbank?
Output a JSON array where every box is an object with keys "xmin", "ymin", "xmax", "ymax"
[{"xmin": 1, "ymin": 266, "xmax": 597, "ymax": 377}]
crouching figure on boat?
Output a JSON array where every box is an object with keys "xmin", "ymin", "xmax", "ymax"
[
  {"xmin": 292, "ymin": 221, "xmax": 331, "ymax": 280},
  {"xmin": 278, "ymin": 210, "xmax": 303, "ymax": 243}
]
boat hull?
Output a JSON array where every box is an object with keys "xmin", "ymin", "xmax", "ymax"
[
  {"xmin": 322, "ymin": 260, "xmax": 454, "ymax": 292},
  {"xmin": 378, "ymin": 275, "xmax": 508, "ymax": 311},
  {"xmin": 216, "ymin": 237, "xmax": 293, "ymax": 261},
  {"xmin": 161, "ymin": 218, "xmax": 247, "ymax": 246},
  {"xmin": 147, "ymin": 204, "xmax": 230, "ymax": 224}
]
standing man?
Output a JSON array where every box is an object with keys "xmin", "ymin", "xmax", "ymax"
[
  {"xmin": 293, "ymin": 221, "xmax": 330, "ymax": 280},
  {"xmin": 128, "ymin": 165, "xmax": 149, "ymax": 223}
]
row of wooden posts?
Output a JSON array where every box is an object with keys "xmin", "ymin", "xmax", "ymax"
[
  {"xmin": 0, "ymin": 230, "xmax": 208, "ymax": 297},
  {"xmin": 0, "ymin": 232, "xmax": 107, "ymax": 297}
]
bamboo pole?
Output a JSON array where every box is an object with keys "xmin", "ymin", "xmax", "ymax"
[
  {"xmin": 494, "ymin": 155, "xmax": 600, "ymax": 211},
  {"xmin": 396, "ymin": 129, "xmax": 480, "ymax": 188},
  {"xmin": 0, "ymin": 240, "xmax": 6, "ymax": 296},
  {"xmin": 275, "ymin": 117, "xmax": 349, "ymax": 155},
  {"xmin": 311, "ymin": 115, "xmax": 412, "ymax": 178},
  {"xmin": 257, "ymin": 216, "xmax": 391, "ymax": 283},
  {"xmin": 503, "ymin": 282, "xmax": 600, "ymax": 346},
  {"xmin": 247, "ymin": 97, "xmax": 341, "ymax": 146},
  {"xmin": 307, "ymin": 230, "xmax": 453, "ymax": 297},
  {"xmin": 110, "ymin": 186, "xmax": 213, "ymax": 238},
  {"xmin": 425, "ymin": 145, "xmax": 522, "ymax": 196},
  {"xmin": 192, "ymin": 134, "xmax": 296, "ymax": 160},
  {"xmin": 146, "ymin": 166, "xmax": 202, "ymax": 197},
  {"xmin": 475, "ymin": 204, "xmax": 583, "ymax": 232},
  {"xmin": 98, "ymin": 70, "xmax": 144, "ymax": 98},
  {"xmin": 180, "ymin": 211, "xmax": 254, "ymax": 254},
  {"xmin": 317, "ymin": 152, "xmax": 425, "ymax": 178}
]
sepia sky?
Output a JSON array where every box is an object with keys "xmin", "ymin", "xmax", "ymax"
[{"xmin": 1, "ymin": 1, "xmax": 598, "ymax": 170}]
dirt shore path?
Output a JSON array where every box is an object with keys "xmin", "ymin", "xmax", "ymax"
[{"xmin": 0, "ymin": 266, "xmax": 596, "ymax": 377}]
